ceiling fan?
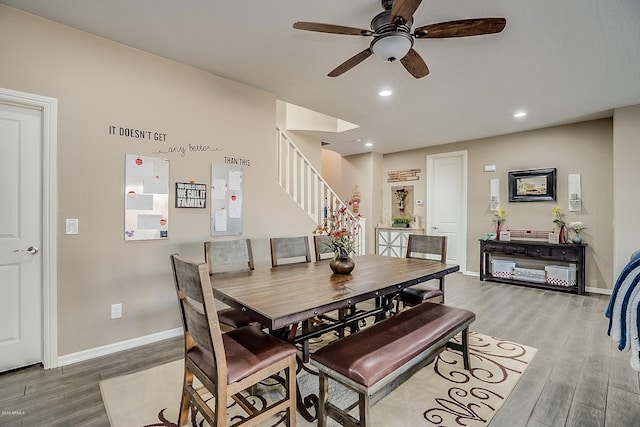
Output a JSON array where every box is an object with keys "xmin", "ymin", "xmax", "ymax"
[{"xmin": 293, "ymin": 0, "xmax": 506, "ymax": 78}]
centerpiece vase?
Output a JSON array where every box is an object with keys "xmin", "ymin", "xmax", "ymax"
[
  {"xmin": 495, "ymin": 222, "xmax": 502, "ymax": 240},
  {"xmin": 330, "ymin": 257, "xmax": 355, "ymax": 275},
  {"xmin": 572, "ymin": 234, "xmax": 582, "ymax": 244}
]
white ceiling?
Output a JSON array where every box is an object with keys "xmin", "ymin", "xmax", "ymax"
[{"xmin": 3, "ymin": 0, "xmax": 639, "ymax": 156}]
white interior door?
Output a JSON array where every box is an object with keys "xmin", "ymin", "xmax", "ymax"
[
  {"xmin": 426, "ymin": 151, "xmax": 468, "ymax": 272},
  {"xmin": 0, "ymin": 102, "xmax": 43, "ymax": 372}
]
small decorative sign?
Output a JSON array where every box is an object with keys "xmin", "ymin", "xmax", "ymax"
[
  {"xmin": 387, "ymin": 169, "xmax": 421, "ymax": 183},
  {"xmin": 499, "ymin": 231, "xmax": 511, "ymax": 241},
  {"xmin": 175, "ymin": 182, "xmax": 206, "ymax": 208}
]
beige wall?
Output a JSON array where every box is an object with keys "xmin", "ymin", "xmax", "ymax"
[
  {"xmin": 613, "ymin": 105, "xmax": 640, "ymax": 274},
  {"xmin": 275, "ymin": 100, "xmax": 323, "ymax": 171},
  {"xmin": 320, "ymin": 150, "xmax": 383, "ymax": 254},
  {"xmin": 382, "ymin": 119, "xmax": 614, "ymax": 290},
  {"xmin": 0, "ymin": 6, "xmax": 316, "ymax": 356}
]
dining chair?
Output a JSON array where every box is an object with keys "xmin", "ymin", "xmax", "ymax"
[
  {"xmin": 269, "ymin": 236, "xmax": 313, "ymax": 348},
  {"xmin": 170, "ymin": 254, "xmax": 297, "ymax": 427},
  {"xmin": 313, "ymin": 234, "xmax": 334, "ymax": 262},
  {"xmin": 270, "ymin": 236, "xmax": 311, "ymax": 267},
  {"xmin": 398, "ymin": 234, "xmax": 448, "ymax": 311},
  {"xmin": 204, "ymin": 240, "xmax": 260, "ymax": 330}
]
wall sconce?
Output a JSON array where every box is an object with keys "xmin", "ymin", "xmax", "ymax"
[
  {"xmin": 395, "ymin": 188, "xmax": 408, "ymax": 211},
  {"xmin": 568, "ymin": 173, "xmax": 582, "ymax": 212},
  {"xmin": 489, "ymin": 178, "xmax": 500, "ymax": 211}
]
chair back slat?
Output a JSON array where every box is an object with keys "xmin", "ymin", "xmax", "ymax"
[
  {"xmin": 313, "ymin": 234, "xmax": 334, "ymax": 261},
  {"xmin": 171, "ymin": 254, "xmax": 225, "ymax": 374},
  {"xmin": 270, "ymin": 236, "xmax": 311, "ymax": 267},
  {"xmin": 204, "ymin": 239, "xmax": 255, "ymax": 274},
  {"xmin": 406, "ymin": 234, "xmax": 447, "ymax": 262}
]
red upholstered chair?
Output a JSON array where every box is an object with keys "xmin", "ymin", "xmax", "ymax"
[
  {"xmin": 170, "ymin": 254, "xmax": 297, "ymax": 426},
  {"xmin": 398, "ymin": 234, "xmax": 448, "ymax": 311},
  {"xmin": 204, "ymin": 240, "xmax": 260, "ymax": 330}
]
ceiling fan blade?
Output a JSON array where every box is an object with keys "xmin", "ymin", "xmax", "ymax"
[
  {"xmin": 400, "ymin": 49, "xmax": 429, "ymax": 78},
  {"xmin": 390, "ymin": 0, "xmax": 422, "ymax": 25},
  {"xmin": 415, "ymin": 18, "xmax": 506, "ymax": 38},
  {"xmin": 293, "ymin": 21, "xmax": 372, "ymax": 36},
  {"xmin": 328, "ymin": 49, "xmax": 373, "ymax": 77}
]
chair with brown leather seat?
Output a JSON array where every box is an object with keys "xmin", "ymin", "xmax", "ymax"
[
  {"xmin": 204, "ymin": 240, "xmax": 260, "ymax": 330},
  {"xmin": 269, "ymin": 236, "xmax": 313, "ymax": 351},
  {"xmin": 170, "ymin": 254, "xmax": 297, "ymax": 427},
  {"xmin": 270, "ymin": 236, "xmax": 311, "ymax": 267},
  {"xmin": 313, "ymin": 234, "xmax": 335, "ymax": 262},
  {"xmin": 398, "ymin": 234, "xmax": 448, "ymax": 311}
]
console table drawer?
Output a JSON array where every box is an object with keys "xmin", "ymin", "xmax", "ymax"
[
  {"xmin": 483, "ymin": 243, "xmax": 504, "ymax": 253},
  {"xmin": 527, "ymin": 246, "xmax": 551, "ymax": 258},
  {"xmin": 550, "ymin": 248, "xmax": 580, "ymax": 262},
  {"xmin": 503, "ymin": 244, "xmax": 526, "ymax": 255}
]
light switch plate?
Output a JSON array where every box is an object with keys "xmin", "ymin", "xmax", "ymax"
[
  {"xmin": 66, "ymin": 218, "xmax": 78, "ymax": 234},
  {"xmin": 111, "ymin": 303, "xmax": 122, "ymax": 319}
]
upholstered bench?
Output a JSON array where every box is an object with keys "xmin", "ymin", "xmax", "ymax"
[{"xmin": 310, "ymin": 302, "xmax": 476, "ymax": 427}]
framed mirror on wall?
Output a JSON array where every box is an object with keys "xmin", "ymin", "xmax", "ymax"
[{"xmin": 508, "ymin": 168, "xmax": 557, "ymax": 202}]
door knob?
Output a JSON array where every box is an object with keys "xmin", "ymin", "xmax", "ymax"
[{"xmin": 14, "ymin": 246, "xmax": 39, "ymax": 255}]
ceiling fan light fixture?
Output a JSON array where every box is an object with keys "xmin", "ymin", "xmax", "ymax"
[{"xmin": 371, "ymin": 33, "xmax": 412, "ymax": 62}]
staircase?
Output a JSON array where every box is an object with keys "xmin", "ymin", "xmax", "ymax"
[{"xmin": 276, "ymin": 128, "xmax": 365, "ymax": 255}]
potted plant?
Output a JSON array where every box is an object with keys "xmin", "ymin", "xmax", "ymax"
[
  {"xmin": 313, "ymin": 198, "xmax": 361, "ymax": 274},
  {"xmin": 392, "ymin": 218, "xmax": 410, "ymax": 228}
]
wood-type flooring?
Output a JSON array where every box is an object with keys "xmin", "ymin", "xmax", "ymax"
[{"xmin": 1, "ymin": 273, "xmax": 638, "ymax": 426}]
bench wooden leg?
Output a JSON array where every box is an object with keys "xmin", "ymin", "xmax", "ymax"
[
  {"xmin": 445, "ymin": 327, "xmax": 472, "ymax": 371},
  {"xmin": 359, "ymin": 391, "xmax": 371, "ymax": 427},
  {"xmin": 318, "ymin": 371, "xmax": 329, "ymax": 427},
  {"xmin": 462, "ymin": 327, "xmax": 470, "ymax": 371}
]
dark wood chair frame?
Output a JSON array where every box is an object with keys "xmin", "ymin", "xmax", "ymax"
[
  {"xmin": 398, "ymin": 234, "xmax": 448, "ymax": 311},
  {"xmin": 204, "ymin": 239, "xmax": 260, "ymax": 330},
  {"xmin": 170, "ymin": 254, "xmax": 297, "ymax": 426},
  {"xmin": 270, "ymin": 236, "xmax": 311, "ymax": 267},
  {"xmin": 313, "ymin": 234, "xmax": 335, "ymax": 262}
]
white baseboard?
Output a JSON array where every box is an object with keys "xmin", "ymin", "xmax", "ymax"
[
  {"xmin": 57, "ymin": 327, "xmax": 183, "ymax": 367},
  {"xmin": 464, "ymin": 271, "xmax": 480, "ymax": 277},
  {"xmin": 586, "ymin": 287, "xmax": 612, "ymax": 296}
]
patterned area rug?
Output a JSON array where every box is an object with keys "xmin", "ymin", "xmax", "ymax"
[{"xmin": 100, "ymin": 332, "xmax": 536, "ymax": 426}]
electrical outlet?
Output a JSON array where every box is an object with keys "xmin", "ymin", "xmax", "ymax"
[{"xmin": 111, "ymin": 303, "xmax": 122, "ymax": 319}]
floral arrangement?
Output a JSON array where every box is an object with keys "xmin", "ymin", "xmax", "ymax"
[
  {"xmin": 493, "ymin": 208, "xmax": 507, "ymax": 224},
  {"xmin": 552, "ymin": 206, "xmax": 566, "ymax": 228},
  {"xmin": 568, "ymin": 221, "xmax": 586, "ymax": 235},
  {"xmin": 314, "ymin": 198, "xmax": 361, "ymax": 260}
]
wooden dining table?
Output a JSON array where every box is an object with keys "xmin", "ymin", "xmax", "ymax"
[
  {"xmin": 211, "ymin": 253, "xmax": 460, "ymax": 421},
  {"xmin": 212, "ymin": 253, "xmax": 460, "ymax": 332}
]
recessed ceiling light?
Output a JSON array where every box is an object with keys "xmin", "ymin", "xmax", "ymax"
[
  {"xmin": 365, "ymin": 142, "xmax": 373, "ymax": 147},
  {"xmin": 378, "ymin": 90, "xmax": 392, "ymax": 97},
  {"xmin": 513, "ymin": 111, "xmax": 527, "ymax": 118}
]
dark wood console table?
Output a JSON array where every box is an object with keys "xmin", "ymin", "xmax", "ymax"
[{"xmin": 479, "ymin": 239, "xmax": 586, "ymax": 295}]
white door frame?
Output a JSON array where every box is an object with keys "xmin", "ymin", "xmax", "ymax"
[
  {"xmin": 1, "ymin": 87, "xmax": 58, "ymax": 369},
  {"xmin": 426, "ymin": 150, "xmax": 468, "ymax": 273}
]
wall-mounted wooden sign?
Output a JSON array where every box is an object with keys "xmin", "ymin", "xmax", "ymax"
[
  {"xmin": 175, "ymin": 182, "xmax": 206, "ymax": 208},
  {"xmin": 387, "ymin": 168, "xmax": 421, "ymax": 182}
]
